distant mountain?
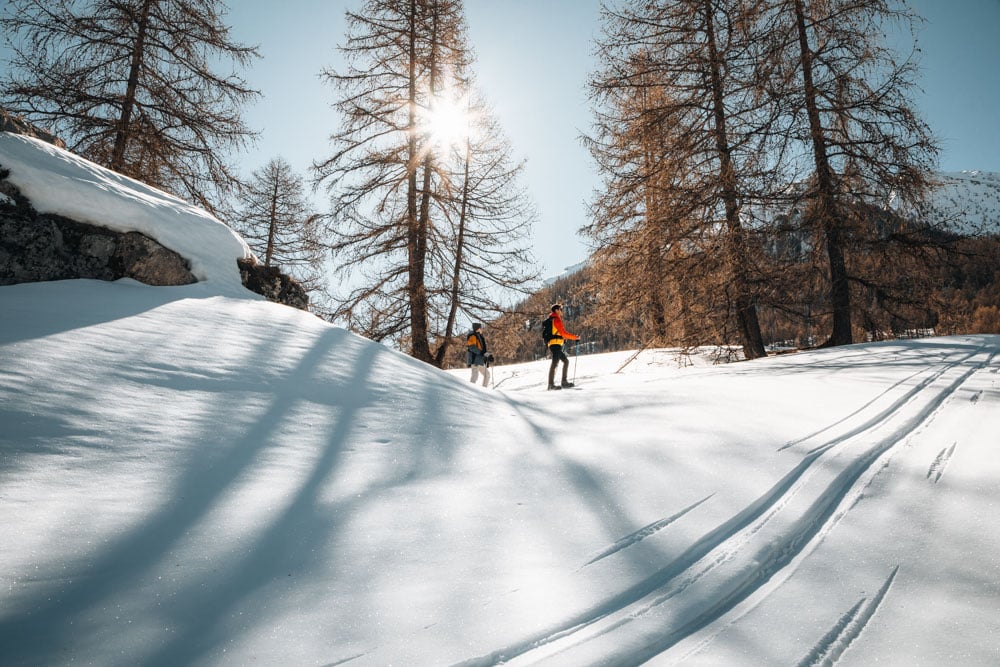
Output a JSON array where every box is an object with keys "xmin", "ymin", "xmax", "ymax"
[
  {"xmin": 912, "ymin": 171, "xmax": 1000, "ymax": 236},
  {"xmin": 767, "ymin": 170, "xmax": 1000, "ymax": 237},
  {"xmin": 543, "ymin": 259, "xmax": 590, "ymax": 286}
]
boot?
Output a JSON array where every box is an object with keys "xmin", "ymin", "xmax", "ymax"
[
  {"xmin": 561, "ymin": 368, "xmax": 574, "ymax": 388},
  {"xmin": 548, "ymin": 364, "xmax": 561, "ymax": 390}
]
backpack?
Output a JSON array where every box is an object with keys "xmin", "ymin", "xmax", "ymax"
[{"xmin": 540, "ymin": 315, "xmax": 554, "ymax": 344}]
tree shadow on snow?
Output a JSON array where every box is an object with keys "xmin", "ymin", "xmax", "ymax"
[
  {"xmin": 0, "ymin": 279, "xmax": 197, "ymax": 345},
  {"xmin": 0, "ymin": 322, "xmax": 472, "ymax": 666}
]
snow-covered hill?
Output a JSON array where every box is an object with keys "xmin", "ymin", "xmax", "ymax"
[
  {"xmin": 2, "ymin": 133, "xmax": 1000, "ymax": 666},
  {"xmin": 916, "ymin": 170, "xmax": 1000, "ymax": 235}
]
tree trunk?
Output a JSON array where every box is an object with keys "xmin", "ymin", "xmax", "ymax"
[
  {"xmin": 792, "ymin": 0, "xmax": 853, "ymax": 346},
  {"xmin": 111, "ymin": 0, "xmax": 154, "ymax": 171},
  {"xmin": 265, "ymin": 173, "xmax": 278, "ymax": 267},
  {"xmin": 636, "ymin": 75, "xmax": 670, "ymax": 347},
  {"xmin": 703, "ymin": 0, "xmax": 767, "ymax": 360},
  {"xmin": 405, "ymin": 0, "xmax": 434, "ymax": 363},
  {"xmin": 435, "ymin": 133, "xmax": 472, "ymax": 368}
]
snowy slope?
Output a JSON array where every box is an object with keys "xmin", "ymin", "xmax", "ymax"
[
  {"xmin": 2, "ymin": 284, "xmax": 999, "ymax": 666},
  {"xmin": 916, "ymin": 171, "xmax": 1000, "ymax": 235},
  {"xmin": 2, "ymin": 130, "xmax": 1000, "ymax": 666}
]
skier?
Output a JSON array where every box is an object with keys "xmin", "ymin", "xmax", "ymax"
[
  {"xmin": 466, "ymin": 323, "xmax": 491, "ymax": 388},
  {"xmin": 544, "ymin": 304, "xmax": 579, "ymax": 390}
]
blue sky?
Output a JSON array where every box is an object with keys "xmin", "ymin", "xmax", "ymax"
[
  {"xmin": 904, "ymin": 0, "xmax": 1000, "ymax": 171},
  {"xmin": 3, "ymin": 1, "xmax": 998, "ymax": 278}
]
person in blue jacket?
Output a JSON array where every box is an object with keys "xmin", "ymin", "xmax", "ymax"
[{"xmin": 466, "ymin": 323, "xmax": 491, "ymax": 387}]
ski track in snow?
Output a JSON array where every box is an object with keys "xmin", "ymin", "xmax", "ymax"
[
  {"xmin": 453, "ymin": 345, "xmax": 993, "ymax": 667},
  {"xmin": 582, "ymin": 494, "xmax": 715, "ymax": 568},
  {"xmin": 776, "ymin": 364, "xmax": 929, "ymax": 452},
  {"xmin": 796, "ymin": 566, "xmax": 900, "ymax": 667},
  {"xmin": 927, "ymin": 442, "xmax": 958, "ymax": 483}
]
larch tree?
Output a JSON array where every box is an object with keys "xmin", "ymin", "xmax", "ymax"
[
  {"xmin": 587, "ymin": 0, "xmax": 775, "ymax": 360},
  {"xmin": 583, "ymin": 51, "xmax": 691, "ymax": 348},
  {"xmin": 315, "ymin": 0, "xmax": 536, "ymax": 366},
  {"xmin": 764, "ymin": 0, "xmax": 939, "ymax": 345},
  {"xmin": 0, "ymin": 0, "xmax": 260, "ymax": 215},
  {"xmin": 232, "ymin": 157, "xmax": 326, "ymax": 299},
  {"xmin": 430, "ymin": 92, "xmax": 538, "ymax": 367},
  {"xmin": 314, "ymin": 0, "xmax": 466, "ymax": 362}
]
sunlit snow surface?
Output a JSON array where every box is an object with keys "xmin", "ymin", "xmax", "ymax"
[{"xmin": 2, "ymin": 132, "xmax": 1000, "ymax": 666}]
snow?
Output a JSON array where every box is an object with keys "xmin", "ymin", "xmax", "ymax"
[
  {"xmin": 912, "ymin": 170, "xmax": 1000, "ymax": 235},
  {"xmin": 2, "ymin": 134, "xmax": 1000, "ymax": 666},
  {"xmin": 543, "ymin": 260, "xmax": 590, "ymax": 285}
]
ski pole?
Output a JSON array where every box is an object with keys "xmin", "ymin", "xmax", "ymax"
[{"xmin": 573, "ymin": 341, "xmax": 579, "ymax": 383}]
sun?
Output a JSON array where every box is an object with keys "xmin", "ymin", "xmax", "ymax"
[{"xmin": 422, "ymin": 93, "xmax": 473, "ymax": 152}]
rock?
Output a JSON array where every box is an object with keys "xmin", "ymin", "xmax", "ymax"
[
  {"xmin": 0, "ymin": 177, "xmax": 196, "ymax": 287},
  {"xmin": 1, "ymin": 129, "xmax": 310, "ymax": 312},
  {"xmin": 237, "ymin": 257, "xmax": 309, "ymax": 311},
  {"xmin": 114, "ymin": 232, "xmax": 198, "ymax": 286},
  {"xmin": 1, "ymin": 107, "xmax": 66, "ymax": 149}
]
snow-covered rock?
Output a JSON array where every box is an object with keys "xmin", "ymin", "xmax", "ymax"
[{"xmin": 0, "ymin": 132, "xmax": 250, "ymax": 293}]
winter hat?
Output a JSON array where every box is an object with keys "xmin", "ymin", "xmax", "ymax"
[
  {"xmin": 550, "ymin": 303, "xmax": 562, "ymax": 312},
  {"xmin": 472, "ymin": 323, "xmax": 482, "ymax": 331}
]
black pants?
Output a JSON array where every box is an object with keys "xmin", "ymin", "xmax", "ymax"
[{"xmin": 548, "ymin": 344, "xmax": 569, "ymax": 385}]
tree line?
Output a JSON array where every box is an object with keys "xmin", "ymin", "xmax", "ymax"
[
  {"xmin": 581, "ymin": 0, "xmax": 950, "ymax": 362},
  {"xmin": 2, "ymin": 0, "xmax": 996, "ymax": 369}
]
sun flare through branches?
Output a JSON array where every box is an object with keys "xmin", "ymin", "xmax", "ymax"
[{"xmin": 420, "ymin": 90, "xmax": 475, "ymax": 154}]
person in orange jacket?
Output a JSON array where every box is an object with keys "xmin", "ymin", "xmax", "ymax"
[{"xmin": 545, "ymin": 303, "xmax": 579, "ymax": 390}]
